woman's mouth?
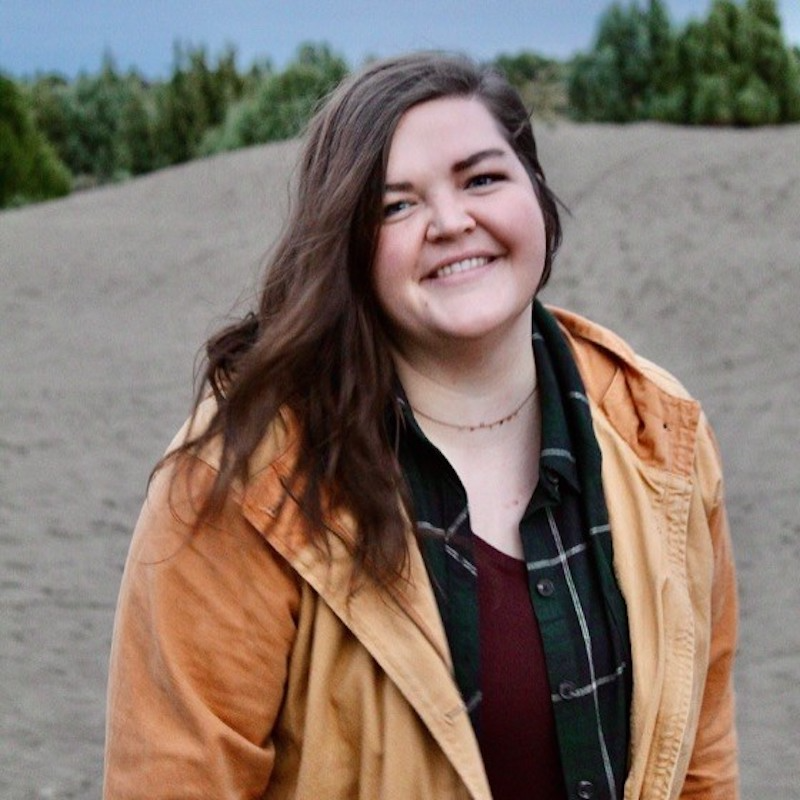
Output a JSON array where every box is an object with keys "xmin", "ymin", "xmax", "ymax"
[{"xmin": 430, "ymin": 256, "xmax": 493, "ymax": 279}]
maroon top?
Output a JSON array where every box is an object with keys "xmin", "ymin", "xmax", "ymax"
[{"xmin": 475, "ymin": 535, "xmax": 567, "ymax": 800}]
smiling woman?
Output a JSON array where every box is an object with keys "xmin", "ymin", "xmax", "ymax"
[
  {"xmin": 374, "ymin": 97, "xmax": 547, "ymax": 365},
  {"xmin": 104, "ymin": 52, "xmax": 739, "ymax": 800}
]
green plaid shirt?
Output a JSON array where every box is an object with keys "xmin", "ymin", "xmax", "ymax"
[{"xmin": 397, "ymin": 301, "xmax": 632, "ymax": 800}]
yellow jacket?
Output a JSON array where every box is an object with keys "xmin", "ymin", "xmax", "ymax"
[{"xmin": 104, "ymin": 308, "xmax": 738, "ymax": 799}]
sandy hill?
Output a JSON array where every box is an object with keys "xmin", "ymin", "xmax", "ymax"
[{"xmin": 1, "ymin": 122, "xmax": 798, "ymax": 797}]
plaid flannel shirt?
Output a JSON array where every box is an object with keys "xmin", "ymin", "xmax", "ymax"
[{"xmin": 397, "ymin": 301, "xmax": 632, "ymax": 800}]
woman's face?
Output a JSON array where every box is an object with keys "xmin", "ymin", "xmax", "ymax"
[{"xmin": 372, "ymin": 95, "xmax": 546, "ymax": 362}]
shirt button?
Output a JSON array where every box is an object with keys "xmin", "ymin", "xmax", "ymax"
[
  {"xmin": 558, "ymin": 681, "xmax": 576, "ymax": 700},
  {"xmin": 576, "ymin": 780, "xmax": 594, "ymax": 798},
  {"xmin": 536, "ymin": 578, "xmax": 555, "ymax": 597}
]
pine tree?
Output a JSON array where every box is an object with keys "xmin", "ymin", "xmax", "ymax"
[
  {"xmin": 569, "ymin": 0, "xmax": 799, "ymax": 126},
  {"xmin": 0, "ymin": 74, "xmax": 71, "ymax": 207},
  {"xmin": 199, "ymin": 43, "xmax": 348, "ymax": 153},
  {"xmin": 119, "ymin": 87, "xmax": 156, "ymax": 175}
]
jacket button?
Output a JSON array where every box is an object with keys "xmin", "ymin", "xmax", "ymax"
[
  {"xmin": 558, "ymin": 681, "xmax": 576, "ymax": 700},
  {"xmin": 576, "ymin": 780, "xmax": 594, "ymax": 798},
  {"xmin": 536, "ymin": 578, "xmax": 555, "ymax": 596}
]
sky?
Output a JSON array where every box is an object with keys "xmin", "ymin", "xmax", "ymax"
[{"xmin": 1, "ymin": 0, "xmax": 799, "ymax": 80}]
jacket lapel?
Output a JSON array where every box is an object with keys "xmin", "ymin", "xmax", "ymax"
[
  {"xmin": 556, "ymin": 308, "xmax": 704, "ymax": 800},
  {"xmin": 239, "ymin": 457, "xmax": 491, "ymax": 800}
]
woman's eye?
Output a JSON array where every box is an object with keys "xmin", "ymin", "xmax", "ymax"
[
  {"xmin": 383, "ymin": 199, "xmax": 412, "ymax": 218},
  {"xmin": 467, "ymin": 173, "xmax": 504, "ymax": 189}
]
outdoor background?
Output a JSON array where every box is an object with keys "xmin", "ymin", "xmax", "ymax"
[{"xmin": 2, "ymin": 1, "xmax": 799, "ymax": 798}]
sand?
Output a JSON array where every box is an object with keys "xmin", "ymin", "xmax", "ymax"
[{"xmin": 1, "ymin": 122, "xmax": 798, "ymax": 798}]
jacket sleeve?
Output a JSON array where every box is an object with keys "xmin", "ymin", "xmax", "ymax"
[
  {"xmin": 680, "ymin": 420, "xmax": 739, "ymax": 799},
  {"xmin": 103, "ymin": 457, "xmax": 300, "ymax": 799}
]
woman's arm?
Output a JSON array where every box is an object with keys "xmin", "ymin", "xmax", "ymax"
[
  {"xmin": 104, "ymin": 458, "xmax": 300, "ymax": 799},
  {"xmin": 681, "ymin": 420, "xmax": 739, "ymax": 799}
]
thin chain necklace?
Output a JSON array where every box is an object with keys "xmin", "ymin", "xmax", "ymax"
[{"xmin": 410, "ymin": 384, "xmax": 537, "ymax": 433}]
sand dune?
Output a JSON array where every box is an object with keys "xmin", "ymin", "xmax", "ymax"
[{"xmin": 1, "ymin": 122, "xmax": 798, "ymax": 798}]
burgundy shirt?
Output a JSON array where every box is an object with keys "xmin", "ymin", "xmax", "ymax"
[{"xmin": 475, "ymin": 535, "xmax": 567, "ymax": 800}]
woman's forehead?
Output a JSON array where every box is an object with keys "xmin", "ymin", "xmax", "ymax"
[{"xmin": 385, "ymin": 97, "xmax": 509, "ymax": 174}]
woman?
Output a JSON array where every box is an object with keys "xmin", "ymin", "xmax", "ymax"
[{"xmin": 104, "ymin": 53, "xmax": 738, "ymax": 799}]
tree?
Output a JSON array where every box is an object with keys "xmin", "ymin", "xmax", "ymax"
[
  {"xmin": 782, "ymin": 51, "xmax": 800, "ymax": 121},
  {"xmin": 568, "ymin": 1, "xmax": 677, "ymax": 121},
  {"xmin": 646, "ymin": 0, "xmax": 678, "ymax": 98},
  {"xmin": 492, "ymin": 51, "xmax": 567, "ymax": 116},
  {"xmin": 152, "ymin": 43, "xmax": 248, "ymax": 166},
  {"xmin": 570, "ymin": 45, "xmax": 630, "ymax": 121},
  {"xmin": 493, "ymin": 51, "xmax": 555, "ymax": 88},
  {"xmin": 684, "ymin": 3, "xmax": 739, "ymax": 123},
  {"xmin": 29, "ymin": 54, "xmax": 151, "ymax": 182},
  {"xmin": 569, "ymin": 0, "xmax": 800, "ymax": 126},
  {"xmin": 199, "ymin": 43, "xmax": 348, "ymax": 154},
  {"xmin": 0, "ymin": 74, "xmax": 71, "ymax": 207},
  {"xmin": 71, "ymin": 54, "xmax": 131, "ymax": 180},
  {"xmin": 740, "ymin": 0, "xmax": 799, "ymax": 120},
  {"xmin": 153, "ymin": 44, "xmax": 211, "ymax": 165},
  {"xmin": 27, "ymin": 74, "xmax": 72, "ymax": 161},
  {"xmin": 119, "ymin": 87, "xmax": 156, "ymax": 175}
]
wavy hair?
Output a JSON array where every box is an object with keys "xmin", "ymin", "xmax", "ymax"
[{"xmin": 171, "ymin": 52, "xmax": 563, "ymax": 582}]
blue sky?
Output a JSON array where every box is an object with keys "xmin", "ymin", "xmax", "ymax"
[{"xmin": 2, "ymin": 0, "xmax": 799, "ymax": 80}]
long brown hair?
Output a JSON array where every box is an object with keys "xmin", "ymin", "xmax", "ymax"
[{"xmin": 171, "ymin": 52, "xmax": 563, "ymax": 582}]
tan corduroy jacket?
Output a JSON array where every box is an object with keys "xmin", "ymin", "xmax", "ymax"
[{"xmin": 104, "ymin": 308, "xmax": 738, "ymax": 800}]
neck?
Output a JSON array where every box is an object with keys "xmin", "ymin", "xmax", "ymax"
[{"xmin": 392, "ymin": 309, "xmax": 536, "ymax": 435}]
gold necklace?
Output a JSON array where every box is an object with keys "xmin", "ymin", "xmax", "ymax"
[{"xmin": 410, "ymin": 385, "xmax": 537, "ymax": 433}]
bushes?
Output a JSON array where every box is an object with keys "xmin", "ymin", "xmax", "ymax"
[
  {"xmin": 3, "ymin": 9, "xmax": 799, "ymax": 209},
  {"xmin": 10, "ymin": 41, "xmax": 347, "ymax": 200},
  {"xmin": 27, "ymin": 47, "xmax": 247, "ymax": 184},
  {"xmin": 491, "ymin": 52, "xmax": 569, "ymax": 117},
  {"xmin": 28, "ymin": 56, "xmax": 158, "ymax": 185},
  {"xmin": 151, "ymin": 44, "xmax": 245, "ymax": 167},
  {"xmin": 569, "ymin": 0, "xmax": 800, "ymax": 125},
  {"xmin": 199, "ymin": 43, "xmax": 348, "ymax": 155},
  {"xmin": 0, "ymin": 74, "xmax": 71, "ymax": 208},
  {"xmin": 569, "ymin": 0, "xmax": 676, "ymax": 121}
]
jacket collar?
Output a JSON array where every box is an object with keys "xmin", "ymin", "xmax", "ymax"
[{"xmin": 550, "ymin": 305, "xmax": 701, "ymax": 477}]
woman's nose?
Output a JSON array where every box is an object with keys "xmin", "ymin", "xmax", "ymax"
[{"xmin": 425, "ymin": 194, "xmax": 476, "ymax": 241}]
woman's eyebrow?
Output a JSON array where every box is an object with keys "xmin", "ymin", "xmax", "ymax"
[
  {"xmin": 453, "ymin": 148, "xmax": 506, "ymax": 173},
  {"xmin": 384, "ymin": 148, "xmax": 507, "ymax": 193},
  {"xmin": 384, "ymin": 180, "xmax": 413, "ymax": 193}
]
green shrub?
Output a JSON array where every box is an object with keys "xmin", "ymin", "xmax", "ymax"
[
  {"xmin": 491, "ymin": 52, "xmax": 569, "ymax": 117},
  {"xmin": 691, "ymin": 73, "xmax": 736, "ymax": 124},
  {"xmin": 569, "ymin": 0, "xmax": 677, "ymax": 122},
  {"xmin": 735, "ymin": 73, "xmax": 781, "ymax": 123},
  {"xmin": 0, "ymin": 74, "xmax": 71, "ymax": 208},
  {"xmin": 569, "ymin": 0, "xmax": 799, "ymax": 126},
  {"xmin": 200, "ymin": 43, "xmax": 347, "ymax": 155},
  {"xmin": 28, "ymin": 55, "xmax": 156, "ymax": 181}
]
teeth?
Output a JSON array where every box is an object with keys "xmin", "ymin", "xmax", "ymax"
[{"xmin": 434, "ymin": 256, "xmax": 490, "ymax": 278}]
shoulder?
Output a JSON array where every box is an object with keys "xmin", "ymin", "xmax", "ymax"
[
  {"xmin": 124, "ymin": 400, "xmax": 305, "ymax": 604},
  {"xmin": 547, "ymin": 304, "xmax": 694, "ymax": 402},
  {"xmin": 165, "ymin": 396, "xmax": 300, "ymax": 480},
  {"xmin": 548, "ymin": 305, "xmax": 725, "ymax": 493},
  {"xmin": 130, "ymin": 397, "xmax": 307, "ymax": 566}
]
